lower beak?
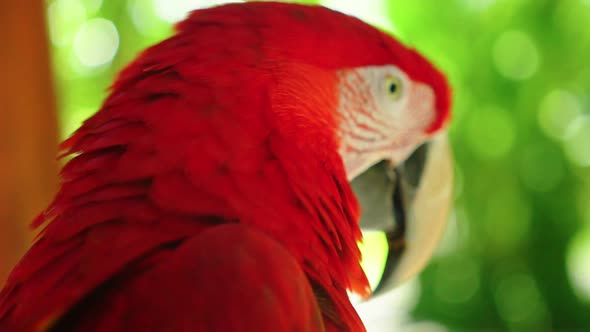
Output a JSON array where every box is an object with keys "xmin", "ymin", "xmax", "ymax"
[{"xmin": 351, "ymin": 134, "xmax": 454, "ymax": 296}]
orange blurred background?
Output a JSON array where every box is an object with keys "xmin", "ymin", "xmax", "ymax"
[{"xmin": 0, "ymin": 1, "xmax": 59, "ymax": 286}]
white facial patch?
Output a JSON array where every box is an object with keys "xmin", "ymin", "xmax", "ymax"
[{"xmin": 337, "ymin": 65, "xmax": 437, "ymax": 179}]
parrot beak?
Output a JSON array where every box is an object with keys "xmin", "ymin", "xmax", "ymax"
[{"xmin": 350, "ymin": 133, "xmax": 453, "ymax": 296}]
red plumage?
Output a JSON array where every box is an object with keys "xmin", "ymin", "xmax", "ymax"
[{"xmin": 0, "ymin": 2, "xmax": 451, "ymax": 331}]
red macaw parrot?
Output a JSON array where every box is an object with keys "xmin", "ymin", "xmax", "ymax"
[{"xmin": 0, "ymin": 2, "xmax": 451, "ymax": 331}]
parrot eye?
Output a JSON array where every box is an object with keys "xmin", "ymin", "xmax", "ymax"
[{"xmin": 385, "ymin": 75, "xmax": 403, "ymax": 101}]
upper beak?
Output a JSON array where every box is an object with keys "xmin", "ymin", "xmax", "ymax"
[{"xmin": 351, "ymin": 133, "xmax": 453, "ymax": 296}]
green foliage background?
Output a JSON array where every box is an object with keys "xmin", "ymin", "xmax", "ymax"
[{"xmin": 47, "ymin": 0, "xmax": 590, "ymax": 330}]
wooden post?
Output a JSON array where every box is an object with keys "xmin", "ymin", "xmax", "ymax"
[{"xmin": 0, "ymin": 2, "xmax": 59, "ymax": 286}]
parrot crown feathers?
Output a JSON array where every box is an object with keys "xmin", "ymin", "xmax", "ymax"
[{"xmin": 176, "ymin": 2, "xmax": 451, "ymax": 132}]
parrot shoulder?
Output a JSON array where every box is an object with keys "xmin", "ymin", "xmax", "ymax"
[
  {"xmin": 18, "ymin": 224, "xmax": 326, "ymax": 332},
  {"xmin": 0, "ymin": 218, "xmax": 209, "ymax": 331}
]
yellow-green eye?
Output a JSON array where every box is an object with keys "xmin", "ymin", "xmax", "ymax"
[{"xmin": 385, "ymin": 75, "xmax": 403, "ymax": 100}]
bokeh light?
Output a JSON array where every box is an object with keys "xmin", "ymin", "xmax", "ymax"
[
  {"xmin": 83, "ymin": 0, "xmax": 104, "ymax": 14},
  {"xmin": 433, "ymin": 256, "xmax": 480, "ymax": 304},
  {"xmin": 563, "ymin": 115, "xmax": 590, "ymax": 167},
  {"xmin": 538, "ymin": 90, "xmax": 584, "ymax": 141},
  {"xmin": 493, "ymin": 30, "xmax": 540, "ymax": 80},
  {"xmin": 47, "ymin": 0, "xmax": 87, "ymax": 47},
  {"xmin": 483, "ymin": 186, "xmax": 532, "ymax": 254},
  {"xmin": 519, "ymin": 143, "xmax": 565, "ymax": 192},
  {"xmin": 461, "ymin": 0, "xmax": 495, "ymax": 11},
  {"xmin": 127, "ymin": 0, "xmax": 170, "ymax": 38},
  {"xmin": 493, "ymin": 272, "xmax": 548, "ymax": 329},
  {"xmin": 464, "ymin": 105, "xmax": 515, "ymax": 160},
  {"xmin": 567, "ymin": 226, "xmax": 590, "ymax": 301},
  {"xmin": 73, "ymin": 18, "xmax": 119, "ymax": 67}
]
